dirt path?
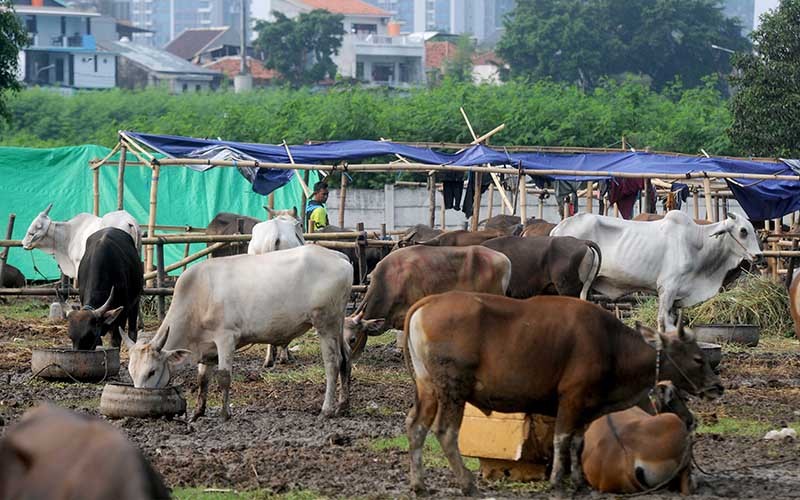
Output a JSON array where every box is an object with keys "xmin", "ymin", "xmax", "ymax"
[{"xmin": 1, "ymin": 311, "xmax": 799, "ymax": 498}]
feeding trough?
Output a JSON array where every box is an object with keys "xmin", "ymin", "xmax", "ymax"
[
  {"xmin": 31, "ymin": 347, "xmax": 120, "ymax": 382},
  {"xmin": 692, "ymin": 324, "xmax": 759, "ymax": 347},
  {"xmin": 100, "ymin": 382, "xmax": 186, "ymax": 419},
  {"xmin": 698, "ymin": 342, "xmax": 722, "ymax": 370}
]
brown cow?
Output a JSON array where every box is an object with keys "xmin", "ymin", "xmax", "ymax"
[
  {"xmin": 403, "ymin": 293, "xmax": 722, "ymax": 494},
  {"xmin": 0, "ymin": 404, "xmax": 170, "ymax": 500},
  {"xmin": 582, "ymin": 381, "xmax": 696, "ymax": 494},
  {"xmin": 206, "ymin": 212, "xmax": 260, "ymax": 258},
  {"xmin": 418, "ymin": 228, "xmax": 506, "ymax": 246},
  {"xmin": 343, "ymin": 245, "xmax": 511, "ymax": 357},
  {"xmin": 482, "ymin": 235, "xmax": 601, "ymax": 300},
  {"xmin": 1, "ymin": 263, "xmax": 25, "ymax": 288},
  {"xmin": 393, "ymin": 224, "xmax": 444, "ymax": 250},
  {"xmin": 521, "ymin": 219, "xmax": 557, "ymax": 237}
]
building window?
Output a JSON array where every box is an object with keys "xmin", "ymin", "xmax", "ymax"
[
  {"xmin": 60, "ymin": 16, "xmax": 66, "ymax": 35},
  {"xmin": 399, "ymin": 63, "xmax": 410, "ymax": 82},
  {"xmin": 352, "ymin": 23, "xmax": 377, "ymax": 34},
  {"xmin": 371, "ymin": 63, "xmax": 393, "ymax": 82},
  {"xmin": 195, "ymin": 84, "xmax": 201, "ymax": 91},
  {"xmin": 55, "ymin": 58, "xmax": 64, "ymax": 82},
  {"xmin": 356, "ymin": 62, "xmax": 364, "ymax": 80},
  {"xmin": 86, "ymin": 18, "xmax": 91, "ymax": 35},
  {"xmin": 24, "ymin": 16, "xmax": 36, "ymax": 34},
  {"xmin": 94, "ymin": 55, "xmax": 98, "ymax": 73},
  {"xmin": 182, "ymin": 83, "xmax": 188, "ymax": 92}
]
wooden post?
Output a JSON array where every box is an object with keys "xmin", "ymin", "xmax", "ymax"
[
  {"xmin": 692, "ymin": 188, "xmax": 700, "ymax": 220},
  {"xmin": 0, "ymin": 214, "xmax": 15, "ymax": 285},
  {"xmin": 380, "ymin": 223, "xmax": 387, "ymax": 239},
  {"xmin": 785, "ymin": 239, "xmax": 798, "ymax": 290},
  {"xmin": 642, "ymin": 179, "xmax": 651, "ymax": 214},
  {"xmin": 537, "ymin": 191, "xmax": 544, "ymax": 219},
  {"xmin": 156, "ymin": 241, "xmax": 165, "ymax": 321},
  {"xmin": 440, "ymin": 192, "xmax": 446, "ymax": 230},
  {"xmin": 471, "ymin": 172, "xmax": 482, "ymax": 231},
  {"xmin": 614, "ymin": 203, "xmax": 619, "ymax": 218},
  {"xmin": 714, "ymin": 194, "xmax": 720, "ymax": 222},
  {"xmin": 116, "ymin": 145, "xmax": 127, "ymax": 211},
  {"xmin": 356, "ymin": 222, "xmax": 367, "ymax": 284},
  {"xmin": 182, "ymin": 242, "xmax": 190, "ymax": 272},
  {"xmin": 301, "ymin": 170, "xmax": 310, "ymax": 229},
  {"xmin": 428, "ymin": 173, "xmax": 436, "ymax": 227},
  {"xmin": 92, "ymin": 167, "xmax": 100, "ymax": 216},
  {"xmin": 774, "ymin": 218, "xmax": 782, "ymax": 280},
  {"xmin": 702, "ymin": 178, "xmax": 713, "ymax": 222},
  {"xmin": 267, "ymin": 193, "xmax": 275, "ymax": 217},
  {"xmin": 338, "ymin": 174, "xmax": 347, "ymax": 228},
  {"xmin": 144, "ymin": 163, "xmax": 160, "ymax": 285},
  {"xmin": 586, "ymin": 181, "xmax": 594, "ymax": 214},
  {"xmin": 519, "ymin": 175, "xmax": 527, "ymax": 222},
  {"xmin": 487, "ymin": 185, "xmax": 495, "ymax": 218}
]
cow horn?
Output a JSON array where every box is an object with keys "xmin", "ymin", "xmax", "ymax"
[
  {"xmin": 727, "ymin": 212, "xmax": 737, "ymax": 220},
  {"xmin": 93, "ymin": 287, "xmax": 115, "ymax": 317},
  {"xmin": 42, "ymin": 202, "xmax": 53, "ymax": 215},
  {"xmin": 676, "ymin": 310, "xmax": 685, "ymax": 339},
  {"xmin": 154, "ymin": 326, "xmax": 169, "ymax": 351}
]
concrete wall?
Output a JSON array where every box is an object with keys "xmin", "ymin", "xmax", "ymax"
[{"xmin": 73, "ymin": 52, "xmax": 116, "ymax": 88}]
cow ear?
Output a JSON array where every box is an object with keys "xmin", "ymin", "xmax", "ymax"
[
  {"xmin": 164, "ymin": 349, "xmax": 191, "ymax": 367},
  {"xmin": 727, "ymin": 212, "xmax": 737, "ymax": 220},
  {"xmin": 363, "ymin": 318, "xmax": 385, "ymax": 336},
  {"xmin": 120, "ymin": 328, "xmax": 136, "ymax": 350},
  {"xmin": 102, "ymin": 306, "xmax": 124, "ymax": 325},
  {"xmin": 290, "ymin": 207, "xmax": 298, "ymax": 218},
  {"xmin": 637, "ymin": 323, "xmax": 663, "ymax": 349},
  {"xmin": 266, "ymin": 207, "xmax": 276, "ymax": 219}
]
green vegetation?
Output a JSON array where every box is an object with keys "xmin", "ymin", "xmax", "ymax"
[
  {"xmin": 698, "ymin": 417, "xmax": 800, "ymax": 437},
  {"xmin": 0, "ymin": 299, "xmax": 50, "ymax": 321},
  {"xmin": 628, "ymin": 274, "xmax": 794, "ymax": 338},
  {"xmin": 172, "ymin": 488, "xmax": 323, "ymax": 500},
  {"xmin": 368, "ymin": 434, "xmax": 480, "ymax": 472},
  {"xmin": 0, "ymin": 78, "xmax": 735, "ymax": 187},
  {"xmin": 0, "ymin": 0, "xmax": 28, "ymax": 122}
]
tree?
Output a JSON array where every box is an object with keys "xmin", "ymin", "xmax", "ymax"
[
  {"xmin": 254, "ymin": 10, "xmax": 344, "ymax": 87},
  {"xmin": 443, "ymin": 35, "xmax": 474, "ymax": 83},
  {"xmin": 497, "ymin": 0, "xmax": 750, "ymax": 90},
  {"xmin": 0, "ymin": 0, "xmax": 28, "ymax": 121},
  {"xmin": 728, "ymin": 0, "xmax": 800, "ymax": 157}
]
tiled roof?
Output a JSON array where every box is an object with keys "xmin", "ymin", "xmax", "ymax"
[
  {"xmin": 165, "ymin": 28, "xmax": 227, "ymax": 60},
  {"xmin": 203, "ymin": 57, "xmax": 278, "ymax": 81},
  {"xmin": 299, "ymin": 0, "xmax": 390, "ymax": 16},
  {"xmin": 472, "ymin": 50, "xmax": 504, "ymax": 66},
  {"xmin": 425, "ymin": 41, "xmax": 456, "ymax": 70}
]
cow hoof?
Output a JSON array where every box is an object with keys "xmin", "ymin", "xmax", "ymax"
[
  {"xmin": 411, "ymin": 483, "xmax": 429, "ymax": 496},
  {"xmin": 189, "ymin": 411, "xmax": 204, "ymax": 422},
  {"xmin": 219, "ymin": 410, "xmax": 231, "ymax": 421},
  {"xmin": 319, "ymin": 408, "xmax": 335, "ymax": 419},
  {"xmin": 459, "ymin": 483, "xmax": 478, "ymax": 496}
]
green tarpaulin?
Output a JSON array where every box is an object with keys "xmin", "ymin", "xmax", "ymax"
[{"xmin": 0, "ymin": 145, "xmax": 318, "ymax": 280}]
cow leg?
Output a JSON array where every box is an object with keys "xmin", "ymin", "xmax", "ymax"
[
  {"xmin": 569, "ymin": 427, "xmax": 587, "ymax": 489},
  {"xmin": 406, "ymin": 381, "xmax": 438, "ymax": 494},
  {"xmin": 110, "ymin": 325, "xmax": 122, "ymax": 348},
  {"xmin": 190, "ymin": 363, "xmax": 211, "ymax": 422},
  {"xmin": 657, "ymin": 287, "xmax": 677, "ymax": 332},
  {"xmin": 317, "ymin": 325, "xmax": 344, "ymax": 418},
  {"xmin": 433, "ymin": 400, "xmax": 476, "ymax": 496},
  {"xmin": 337, "ymin": 337, "xmax": 351, "ymax": 414},
  {"xmin": 262, "ymin": 345, "xmax": 276, "ymax": 369},
  {"xmin": 128, "ymin": 299, "xmax": 140, "ymax": 343},
  {"xmin": 278, "ymin": 345, "xmax": 293, "ymax": 363},
  {"xmin": 551, "ymin": 404, "xmax": 582, "ymax": 489},
  {"xmin": 215, "ymin": 336, "xmax": 236, "ymax": 421}
]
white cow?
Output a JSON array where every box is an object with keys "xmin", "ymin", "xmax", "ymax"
[
  {"xmin": 247, "ymin": 208, "xmax": 304, "ymax": 255},
  {"xmin": 21, "ymin": 203, "xmax": 141, "ymax": 278},
  {"xmin": 125, "ymin": 245, "xmax": 353, "ymax": 420},
  {"xmin": 551, "ymin": 210, "xmax": 763, "ymax": 331}
]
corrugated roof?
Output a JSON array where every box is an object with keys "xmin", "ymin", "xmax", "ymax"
[
  {"xmin": 299, "ymin": 0, "xmax": 389, "ymax": 16},
  {"xmin": 100, "ymin": 40, "xmax": 221, "ymax": 75},
  {"xmin": 203, "ymin": 56, "xmax": 277, "ymax": 81},
  {"xmin": 164, "ymin": 28, "xmax": 227, "ymax": 60}
]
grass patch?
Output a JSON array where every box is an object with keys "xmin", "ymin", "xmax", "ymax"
[
  {"xmin": 490, "ymin": 479, "xmax": 550, "ymax": 494},
  {"xmin": 697, "ymin": 417, "xmax": 800, "ymax": 437},
  {"xmin": 368, "ymin": 435, "xmax": 480, "ymax": 472},
  {"xmin": 628, "ymin": 274, "xmax": 795, "ymax": 338},
  {"xmin": 260, "ymin": 365, "xmax": 326, "ymax": 385},
  {"xmin": 0, "ymin": 299, "xmax": 50, "ymax": 321},
  {"xmin": 366, "ymin": 330, "xmax": 397, "ymax": 347},
  {"xmin": 172, "ymin": 488, "xmax": 323, "ymax": 500}
]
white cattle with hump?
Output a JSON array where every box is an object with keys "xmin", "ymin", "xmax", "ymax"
[
  {"xmin": 21, "ymin": 203, "xmax": 141, "ymax": 278},
  {"xmin": 125, "ymin": 244, "xmax": 353, "ymax": 421},
  {"xmin": 551, "ymin": 210, "xmax": 763, "ymax": 331},
  {"xmin": 247, "ymin": 208, "xmax": 304, "ymax": 255}
]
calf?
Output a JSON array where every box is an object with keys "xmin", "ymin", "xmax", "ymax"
[
  {"xmin": 68, "ymin": 227, "xmax": 143, "ymax": 350},
  {"xmin": 582, "ymin": 382, "xmax": 696, "ymax": 494},
  {"xmin": 126, "ymin": 245, "xmax": 353, "ymax": 420},
  {"xmin": 0, "ymin": 404, "xmax": 169, "ymax": 500},
  {"xmin": 403, "ymin": 293, "xmax": 722, "ymax": 494},
  {"xmin": 344, "ymin": 245, "xmax": 511, "ymax": 358},
  {"xmin": 481, "ymin": 235, "xmax": 601, "ymax": 300}
]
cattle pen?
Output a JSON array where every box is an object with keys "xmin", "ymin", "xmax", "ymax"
[{"xmin": 1, "ymin": 127, "xmax": 800, "ymax": 499}]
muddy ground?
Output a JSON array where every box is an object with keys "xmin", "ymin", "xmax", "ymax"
[{"xmin": 1, "ymin": 298, "xmax": 799, "ymax": 499}]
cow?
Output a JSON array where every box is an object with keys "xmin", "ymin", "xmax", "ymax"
[
  {"xmin": 521, "ymin": 219, "xmax": 557, "ymax": 237},
  {"xmin": 418, "ymin": 228, "xmax": 506, "ymax": 247},
  {"xmin": 21, "ymin": 204, "xmax": 140, "ymax": 278},
  {"xmin": 247, "ymin": 208, "xmax": 306, "ymax": 368},
  {"xmin": 205, "ymin": 212, "xmax": 261, "ymax": 258},
  {"xmin": 481, "ymin": 235, "xmax": 601, "ymax": 300},
  {"xmin": 0, "ymin": 404, "xmax": 170, "ymax": 500},
  {"xmin": 343, "ymin": 245, "xmax": 511, "ymax": 358},
  {"xmin": 403, "ymin": 293, "xmax": 722, "ymax": 494},
  {"xmin": 551, "ymin": 210, "xmax": 763, "ymax": 331},
  {"xmin": 393, "ymin": 224, "xmax": 444, "ymax": 250},
  {"xmin": 1, "ymin": 263, "xmax": 25, "ymax": 288},
  {"xmin": 67, "ymin": 227, "xmax": 143, "ymax": 350},
  {"xmin": 633, "ymin": 213, "xmax": 712, "ymax": 224},
  {"xmin": 582, "ymin": 381, "xmax": 697, "ymax": 494},
  {"xmin": 790, "ymin": 272, "xmax": 800, "ymax": 340},
  {"xmin": 125, "ymin": 245, "xmax": 353, "ymax": 421}
]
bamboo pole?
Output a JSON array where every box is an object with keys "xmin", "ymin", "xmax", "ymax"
[
  {"xmin": 703, "ymin": 178, "xmax": 713, "ymax": 222},
  {"xmin": 116, "ymin": 145, "xmax": 127, "ymax": 210},
  {"xmin": 487, "ymin": 185, "xmax": 495, "ymax": 218},
  {"xmin": 519, "ymin": 176, "xmax": 527, "ymax": 222},
  {"xmin": 338, "ymin": 174, "xmax": 347, "ymax": 228},
  {"xmin": 143, "ymin": 242, "xmax": 226, "ymax": 280},
  {"xmin": 537, "ymin": 193, "xmax": 543, "ymax": 219},
  {"xmin": 119, "ymin": 132, "xmax": 155, "ymax": 161},
  {"xmin": 144, "ymin": 163, "xmax": 160, "ymax": 285},
  {"xmin": 440, "ymin": 196, "xmax": 446, "ymax": 229},
  {"xmin": 459, "ymin": 108, "xmax": 512, "ymax": 212},
  {"xmin": 156, "ymin": 241, "xmax": 166, "ymax": 320},
  {"xmin": 427, "ymin": 173, "xmax": 435, "ymax": 227},
  {"xmin": 92, "ymin": 167, "xmax": 100, "ymax": 216},
  {"xmin": 0, "ymin": 214, "xmax": 15, "ymax": 285},
  {"xmin": 471, "ymin": 172, "xmax": 482, "ymax": 231},
  {"xmin": 267, "ymin": 193, "xmax": 274, "ymax": 217},
  {"xmin": 586, "ymin": 181, "xmax": 593, "ymax": 214},
  {"xmin": 282, "ymin": 140, "xmax": 311, "ymax": 198},
  {"xmin": 693, "ymin": 189, "xmax": 700, "ymax": 219}
]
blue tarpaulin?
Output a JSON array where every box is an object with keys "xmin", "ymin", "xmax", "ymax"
[{"xmin": 125, "ymin": 131, "xmax": 800, "ymax": 221}]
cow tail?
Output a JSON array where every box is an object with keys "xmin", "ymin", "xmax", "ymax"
[
  {"xmin": 402, "ymin": 299, "xmax": 423, "ymax": 399},
  {"xmin": 580, "ymin": 241, "xmax": 602, "ymax": 301}
]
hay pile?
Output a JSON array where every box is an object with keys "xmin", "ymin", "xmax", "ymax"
[{"xmin": 628, "ymin": 274, "xmax": 793, "ymax": 338}]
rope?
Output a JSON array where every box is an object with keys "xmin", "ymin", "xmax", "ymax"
[{"xmin": 612, "ymin": 434, "xmax": 695, "ymax": 497}]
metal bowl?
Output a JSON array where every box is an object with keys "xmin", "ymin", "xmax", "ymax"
[
  {"xmin": 692, "ymin": 324, "xmax": 759, "ymax": 347},
  {"xmin": 698, "ymin": 342, "xmax": 722, "ymax": 370},
  {"xmin": 31, "ymin": 347, "xmax": 120, "ymax": 382},
  {"xmin": 100, "ymin": 382, "xmax": 186, "ymax": 419}
]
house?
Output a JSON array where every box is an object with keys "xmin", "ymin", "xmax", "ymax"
[
  {"xmin": 203, "ymin": 56, "xmax": 277, "ymax": 87},
  {"xmin": 99, "ymin": 39, "xmax": 222, "ymax": 92},
  {"xmin": 165, "ymin": 26, "xmax": 249, "ymax": 65},
  {"xmin": 425, "ymin": 36, "xmax": 506, "ymax": 84},
  {"xmin": 14, "ymin": 0, "xmax": 117, "ymax": 89},
  {"xmin": 253, "ymin": 0, "xmax": 426, "ymax": 86}
]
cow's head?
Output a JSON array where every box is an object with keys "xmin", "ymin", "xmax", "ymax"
[
  {"xmin": 21, "ymin": 203, "xmax": 54, "ymax": 250},
  {"xmin": 125, "ymin": 326, "xmax": 190, "ymax": 388},
  {"xmin": 343, "ymin": 312, "xmax": 385, "ymax": 360},
  {"xmin": 709, "ymin": 212, "xmax": 764, "ymax": 267},
  {"xmin": 66, "ymin": 288, "xmax": 123, "ymax": 350},
  {"xmin": 651, "ymin": 381, "xmax": 696, "ymax": 432},
  {"xmin": 265, "ymin": 207, "xmax": 299, "ymax": 220},
  {"xmin": 637, "ymin": 314, "xmax": 724, "ymax": 401}
]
